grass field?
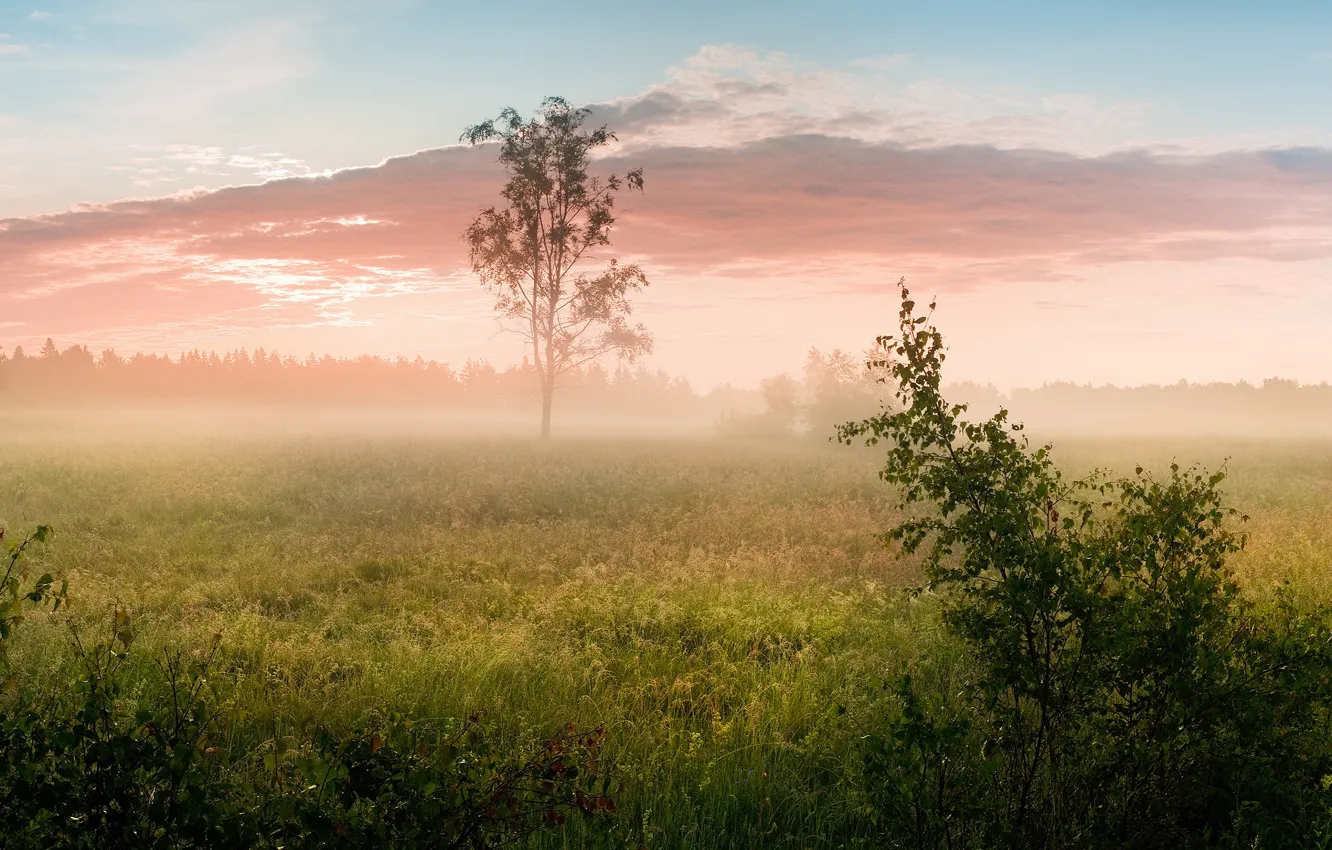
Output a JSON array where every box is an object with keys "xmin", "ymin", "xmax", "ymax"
[{"xmin": 4, "ymin": 423, "xmax": 1332, "ymax": 847}]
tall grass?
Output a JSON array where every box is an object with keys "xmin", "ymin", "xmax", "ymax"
[{"xmin": 3, "ymin": 433, "xmax": 1330, "ymax": 846}]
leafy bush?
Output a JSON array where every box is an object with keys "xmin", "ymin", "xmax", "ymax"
[
  {"xmin": 839, "ymin": 280, "xmax": 1332, "ymax": 849},
  {"xmin": 1, "ymin": 618, "xmax": 243, "ymax": 848},
  {"xmin": 0, "ymin": 526, "xmax": 613, "ymax": 849}
]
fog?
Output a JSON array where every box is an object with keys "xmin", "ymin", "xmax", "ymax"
[
  {"xmin": 5, "ymin": 393, "xmax": 1332, "ymax": 450},
  {"xmin": 5, "ymin": 342, "xmax": 1332, "ymax": 445},
  {"xmin": 0, "ymin": 405, "xmax": 726, "ymax": 446}
]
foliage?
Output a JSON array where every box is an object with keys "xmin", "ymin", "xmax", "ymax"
[
  {"xmin": 1, "ymin": 524, "xmax": 65, "ymax": 673},
  {"xmin": 261, "ymin": 717, "xmax": 613, "ymax": 848},
  {"xmin": 1, "ymin": 618, "xmax": 243, "ymax": 849},
  {"xmin": 0, "ymin": 531, "xmax": 613, "ymax": 848},
  {"xmin": 463, "ymin": 96, "xmax": 653, "ymax": 437},
  {"xmin": 839, "ymin": 279, "xmax": 1332, "ymax": 848}
]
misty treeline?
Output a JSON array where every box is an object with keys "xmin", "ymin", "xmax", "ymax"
[
  {"xmin": 8, "ymin": 338, "xmax": 1332, "ymax": 437},
  {"xmin": 0, "ymin": 339, "xmax": 738, "ymax": 416},
  {"xmin": 751, "ymin": 356, "xmax": 1332, "ymax": 438},
  {"xmin": 0, "ymin": 339, "xmax": 891, "ymax": 430}
]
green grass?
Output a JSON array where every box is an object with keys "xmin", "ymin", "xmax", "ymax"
[{"xmin": 4, "ymin": 431, "xmax": 1331, "ymax": 847}]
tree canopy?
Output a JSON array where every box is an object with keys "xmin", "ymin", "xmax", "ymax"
[{"xmin": 463, "ymin": 96, "xmax": 652, "ymax": 437}]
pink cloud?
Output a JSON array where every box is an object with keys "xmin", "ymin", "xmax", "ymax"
[
  {"xmin": 2, "ymin": 130, "xmax": 1331, "ymax": 361},
  {"xmin": 625, "ymin": 140, "xmax": 1332, "ymax": 274}
]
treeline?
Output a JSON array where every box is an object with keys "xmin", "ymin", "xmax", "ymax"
[
  {"xmin": 952, "ymin": 378, "xmax": 1332, "ymax": 436},
  {"xmin": 743, "ymin": 348, "xmax": 1332, "ymax": 437},
  {"xmin": 0, "ymin": 339, "xmax": 760, "ymax": 418},
  {"xmin": 7, "ymin": 339, "xmax": 1332, "ymax": 435}
]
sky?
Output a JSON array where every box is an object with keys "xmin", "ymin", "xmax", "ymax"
[{"xmin": 2, "ymin": 0, "xmax": 1332, "ymax": 390}]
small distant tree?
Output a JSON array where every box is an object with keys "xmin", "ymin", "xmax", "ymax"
[
  {"xmin": 804, "ymin": 347, "xmax": 876, "ymax": 433},
  {"xmin": 759, "ymin": 373, "xmax": 801, "ymax": 432},
  {"xmin": 463, "ymin": 96, "xmax": 653, "ymax": 438}
]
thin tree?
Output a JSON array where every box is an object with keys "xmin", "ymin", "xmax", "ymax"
[{"xmin": 463, "ymin": 96, "xmax": 652, "ymax": 438}]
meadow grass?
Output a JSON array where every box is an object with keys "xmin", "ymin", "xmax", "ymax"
[{"xmin": 3, "ymin": 428, "xmax": 1330, "ymax": 847}]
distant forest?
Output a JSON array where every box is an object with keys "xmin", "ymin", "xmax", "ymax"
[
  {"xmin": 0, "ymin": 339, "xmax": 753, "ymax": 418},
  {"xmin": 953, "ymin": 378, "xmax": 1332, "ymax": 437},
  {"xmin": 4, "ymin": 339, "xmax": 1332, "ymax": 436}
]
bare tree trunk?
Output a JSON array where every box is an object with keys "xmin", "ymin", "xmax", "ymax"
[
  {"xmin": 541, "ymin": 267, "xmax": 558, "ymax": 439},
  {"xmin": 540, "ymin": 381, "xmax": 553, "ymax": 438}
]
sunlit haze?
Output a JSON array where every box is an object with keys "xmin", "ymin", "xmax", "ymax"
[{"xmin": 4, "ymin": 0, "xmax": 1332, "ymax": 390}]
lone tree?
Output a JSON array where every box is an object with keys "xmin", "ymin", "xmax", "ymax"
[{"xmin": 463, "ymin": 96, "xmax": 653, "ymax": 438}]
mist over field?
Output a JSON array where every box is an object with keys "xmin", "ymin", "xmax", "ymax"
[{"xmin": 7, "ymin": 362, "xmax": 1332, "ymax": 442}]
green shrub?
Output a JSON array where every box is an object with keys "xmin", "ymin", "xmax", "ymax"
[{"xmin": 839, "ymin": 280, "xmax": 1332, "ymax": 849}]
